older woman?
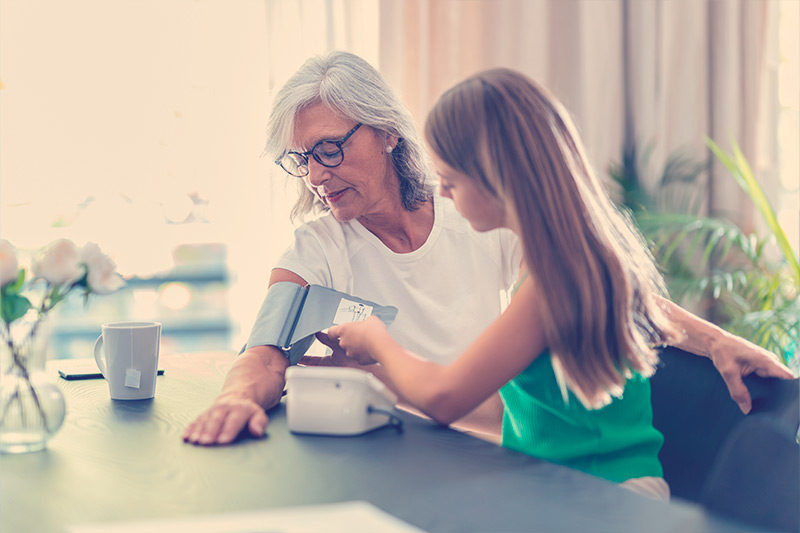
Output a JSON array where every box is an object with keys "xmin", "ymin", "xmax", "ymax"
[
  {"xmin": 183, "ymin": 51, "xmax": 520, "ymax": 445},
  {"xmin": 183, "ymin": 51, "xmax": 790, "ymax": 447}
]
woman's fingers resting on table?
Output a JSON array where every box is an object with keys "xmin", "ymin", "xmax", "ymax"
[{"xmin": 183, "ymin": 394, "xmax": 268, "ymax": 445}]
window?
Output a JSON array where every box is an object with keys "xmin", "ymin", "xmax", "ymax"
[
  {"xmin": 777, "ymin": 0, "xmax": 800, "ymax": 255},
  {"xmin": 0, "ymin": 1, "xmax": 379, "ymax": 359}
]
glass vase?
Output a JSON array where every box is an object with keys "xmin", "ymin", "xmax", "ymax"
[{"xmin": 0, "ymin": 313, "xmax": 66, "ymax": 454}]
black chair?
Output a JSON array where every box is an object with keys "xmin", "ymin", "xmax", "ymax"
[
  {"xmin": 650, "ymin": 345, "xmax": 799, "ymax": 529},
  {"xmin": 701, "ymin": 415, "xmax": 800, "ymax": 532}
]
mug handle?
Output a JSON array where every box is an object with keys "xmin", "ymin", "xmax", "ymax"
[{"xmin": 93, "ymin": 334, "xmax": 107, "ymax": 378}]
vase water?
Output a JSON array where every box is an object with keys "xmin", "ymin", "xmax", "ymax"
[{"xmin": 0, "ymin": 314, "xmax": 65, "ymax": 454}]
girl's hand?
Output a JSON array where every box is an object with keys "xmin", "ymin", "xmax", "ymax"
[
  {"xmin": 327, "ymin": 316, "xmax": 387, "ymax": 365},
  {"xmin": 302, "ymin": 331, "xmax": 363, "ymax": 368}
]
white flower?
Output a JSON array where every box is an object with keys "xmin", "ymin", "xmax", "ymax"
[
  {"xmin": 32, "ymin": 238, "xmax": 85, "ymax": 286},
  {"xmin": 80, "ymin": 242, "xmax": 125, "ymax": 294},
  {"xmin": 0, "ymin": 239, "xmax": 19, "ymax": 286}
]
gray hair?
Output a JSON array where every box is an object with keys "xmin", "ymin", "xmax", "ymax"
[{"xmin": 264, "ymin": 51, "xmax": 434, "ymax": 221}]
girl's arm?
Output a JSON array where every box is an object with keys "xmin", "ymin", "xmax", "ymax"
[
  {"xmin": 329, "ymin": 276, "xmax": 546, "ymax": 425},
  {"xmin": 310, "ymin": 331, "xmax": 505, "ymax": 436},
  {"xmin": 658, "ymin": 296, "xmax": 794, "ymax": 413}
]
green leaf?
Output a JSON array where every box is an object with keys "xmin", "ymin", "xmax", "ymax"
[
  {"xmin": 684, "ymin": 228, "xmax": 706, "ymax": 267},
  {"xmin": 700, "ymin": 227, "xmax": 726, "ymax": 269},
  {"xmin": 706, "ymin": 137, "xmax": 800, "ymax": 287},
  {"xmin": 5, "ymin": 268, "xmax": 26, "ymax": 293},
  {"xmin": 612, "ymin": 140, "xmax": 797, "ymax": 362},
  {"xmin": 1, "ymin": 292, "xmax": 33, "ymax": 325}
]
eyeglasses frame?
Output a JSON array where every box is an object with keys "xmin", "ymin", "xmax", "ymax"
[{"xmin": 275, "ymin": 122, "xmax": 364, "ymax": 177}]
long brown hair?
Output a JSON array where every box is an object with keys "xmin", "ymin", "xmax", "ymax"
[{"xmin": 425, "ymin": 68, "xmax": 677, "ymax": 408}]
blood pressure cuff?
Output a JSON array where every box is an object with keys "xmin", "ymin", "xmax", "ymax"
[{"xmin": 245, "ymin": 282, "xmax": 398, "ymax": 366}]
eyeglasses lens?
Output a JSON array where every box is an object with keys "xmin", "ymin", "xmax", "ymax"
[
  {"xmin": 285, "ymin": 153, "xmax": 307, "ymax": 176},
  {"xmin": 312, "ymin": 142, "xmax": 344, "ymax": 166}
]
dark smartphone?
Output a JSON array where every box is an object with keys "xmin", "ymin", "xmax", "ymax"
[{"xmin": 57, "ymin": 358, "xmax": 164, "ymax": 381}]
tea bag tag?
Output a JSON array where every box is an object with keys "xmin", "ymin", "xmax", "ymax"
[
  {"xmin": 124, "ymin": 368, "xmax": 141, "ymax": 389},
  {"xmin": 124, "ymin": 328, "xmax": 141, "ymax": 388}
]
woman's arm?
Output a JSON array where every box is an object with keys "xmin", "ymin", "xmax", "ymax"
[
  {"xmin": 658, "ymin": 296, "xmax": 794, "ymax": 413},
  {"xmin": 183, "ymin": 268, "xmax": 304, "ymax": 445},
  {"xmin": 329, "ymin": 276, "xmax": 546, "ymax": 425}
]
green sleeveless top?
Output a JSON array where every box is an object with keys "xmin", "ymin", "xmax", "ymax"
[{"xmin": 499, "ymin": 275, "xmax": 664, "ymax": 483}]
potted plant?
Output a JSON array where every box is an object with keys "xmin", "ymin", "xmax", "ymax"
[{"xmin": 610, "ymin": 139, "xmax": 798, "ymax": 371}]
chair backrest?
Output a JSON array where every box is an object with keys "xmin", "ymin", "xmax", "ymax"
[
  {"xmin": 701, "ymin": 415, "xmax": 800, "ymax": 532},
  {"xmin": 650, "ymin": 346, "xmax": 800, "ymax": 503}
]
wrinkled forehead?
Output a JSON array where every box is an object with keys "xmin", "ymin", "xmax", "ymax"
[{"xmin": 287, "ymin": 101, "xmax": 356, "ymax": 151}]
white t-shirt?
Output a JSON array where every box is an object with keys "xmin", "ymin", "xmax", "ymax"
[{"xmin": 249, "ymin": 195, "xmax": 522, "ymax": 365}]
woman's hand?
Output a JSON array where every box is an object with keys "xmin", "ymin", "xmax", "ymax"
[
  {"xmin": 657, "ymin": 296, "xmax": 795, "ymax": 414},
  {"xmin": 183, "ymin": 391, "xmax": 268, "ymax": 445},
  {"xmin": 707, "ymin": 332, "xmax": 795, "ymax": 414},
  {"xmin": 327, "ymin": 316, "xmax": 388, "ymax": 365},
  {"xmin": 183, "ymin": 345, "xmax": 288, "ymax": 446}
]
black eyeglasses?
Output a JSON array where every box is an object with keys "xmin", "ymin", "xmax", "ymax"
[{"xmin": 275, "ymin": 123, "xmax": 363, "ymax": 177}]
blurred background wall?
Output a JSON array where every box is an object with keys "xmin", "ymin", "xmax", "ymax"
[{"xmin": 1, "ymin": 0, "xmax": 797, "ymax": 359}]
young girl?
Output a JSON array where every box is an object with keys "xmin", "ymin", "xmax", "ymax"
[{"xmin": 328, "ymin": 68, "xmax": 787, "ymax": 500}]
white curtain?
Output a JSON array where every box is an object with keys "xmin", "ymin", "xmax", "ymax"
[
  {"xmin": 380, "ymin": 0, "xmax": 625, "ymax": 180},
  {"xmin": 0, "ymin": 0, "xmax": 379, "ymax": 350},
  {"xmin": 378, "ymin": 0, "xmax": 776, "ymax": 231},
  {"xmin": 624, "ymin": 0, "xmax": 773, "ymax": 229}
]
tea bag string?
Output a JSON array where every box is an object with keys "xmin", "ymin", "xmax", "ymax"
[{"xmin": 130, "ymin": 327, "xmax": 134, "ymax": 370}]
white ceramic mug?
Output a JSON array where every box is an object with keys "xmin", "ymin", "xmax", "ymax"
[{"xmin": 93, "ymin": 321, "xmax": 162, "ymax": 400}]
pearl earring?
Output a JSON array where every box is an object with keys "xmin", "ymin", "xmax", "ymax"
[{"xmin": 386, "ymin": 145, "xmax": 393, "ymax": 153}]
